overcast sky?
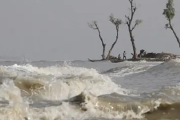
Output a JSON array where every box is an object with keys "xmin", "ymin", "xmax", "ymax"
[{"xmin": 0, "ymin": 0, "xmax": 180, "ymax": 61}]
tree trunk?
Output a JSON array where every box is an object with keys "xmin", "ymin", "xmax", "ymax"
[
  {"xmin": 102, "ymin": 44, "xmax": 106, "ymax": 60},
  {"xmin": 128, "ymin": 26, "xmax": 137, "ymax": 59},
  {"xmin": 106, "ymin": 27, "xmax": 119, "ymax": 60},
  {"xmin": 169, "ymin": 23, "xmax": 180, "ymax": 48},
  {"xmin": 97, "ymin": 28, "xmax": 106, "ymax": 59},
  {"xmin": 131, "ymin": 39, "xmax": 137, "ymax": 59}
]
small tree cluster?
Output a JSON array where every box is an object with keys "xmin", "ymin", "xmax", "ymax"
[{"xmin": 88, "ymin": 0, "xmax": 180, "ymax": 61}]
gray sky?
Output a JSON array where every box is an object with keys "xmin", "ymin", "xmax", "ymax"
[{"xmin": 0, "ymin": 0, "xmax": 180, "ymax": 61}]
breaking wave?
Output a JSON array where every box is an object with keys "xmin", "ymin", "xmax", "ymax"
[
  {"xmin": 0, "ymin": 59, "xmax": 179, "ymax": 120},
  {"xmin": 68, "ymin": 84, "xmax": 180, "ymax": 120},
  {"xmin": 0, "ymin": 64, "xmax": 130, "ymax": 100}
]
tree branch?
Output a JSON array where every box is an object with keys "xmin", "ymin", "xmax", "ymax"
[
  {"xmin": 125, "ymin": 0, "xmax": 138, "ymax": 29},
  {"xmin": 88, "ymin": 21, "xmax": 98, "ymax": 30},
  {"xmin": 131, "ymin": 22, "xmax": 138, "ymax": 31},
  {"xmin": 88, "ymin": 21, "xmax": 105, "ymax": 45},
  {"xmin": 88, "ymin": 21, "xmax": 106, "ymax": 59},
  {"xmin": 106, "ymin": 14, "xmax": 122, "ymax": 59},
  {"xmin": 165, "ymin": 23, "xmax": 170, "ymax": 29},
  {"xmin": 168, "ymin": 21, "xmax": 180, "ymax": 47},
  {"xmin": 132, "ymin": 19, "xmax": 142, "ymax": 31},
  {"xmin": 130, "ymin": 0, "xmax": 136, "ymax": 23},
  {"xmin": 125, "ymin": 15, "xmax": 130, "ymax": 21}
]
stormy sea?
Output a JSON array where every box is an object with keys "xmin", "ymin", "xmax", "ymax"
[{"xmin": 0, "ymin": 59, "xmax": 180, "ymax": 120}]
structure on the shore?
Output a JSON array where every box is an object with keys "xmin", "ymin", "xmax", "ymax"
[{"xmin": 138, "ymin": 49, "xmax": 179, "ymax": 61}]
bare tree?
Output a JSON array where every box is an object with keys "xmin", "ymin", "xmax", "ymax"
[
  {"xmin": 163, "ymin": 0, "xmax": 180, "ymax": 47},
  {"xmin": 88, "ymin": 21, "xmax": 106, "ymax": 60},
  {"xmin": 106, "ymin": 14, "xmax": 122, "ymax": 60},
  {"xmin": 125, "ymin": 0, "xmax": 142, "ymax": 59}
]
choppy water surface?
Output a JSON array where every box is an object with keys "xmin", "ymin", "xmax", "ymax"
[{"xmin": 0, "ymin": 59, "xmax": 180, "ymax": 120}]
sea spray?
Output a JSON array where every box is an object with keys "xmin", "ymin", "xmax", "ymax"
[{"xmin": 1, "ymin": 64, "xmax": 130, "ymax": 100}]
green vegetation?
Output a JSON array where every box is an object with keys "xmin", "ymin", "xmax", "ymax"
[{"xmin": 163, "ymin": 0, "xmax": 180, "ymax": 47}]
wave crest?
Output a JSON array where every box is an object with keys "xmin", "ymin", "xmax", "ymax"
[{"xmin": 0, "ymin": 64, "xmax": 130, "ymax": 101}]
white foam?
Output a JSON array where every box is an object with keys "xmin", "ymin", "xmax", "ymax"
[
  {"xmin": 0, "ymin": 79, "xmax": 29, "ymax": 120},
  {"xmin": 1, "ymin": 64, "xmax": 130, "ymax": 101},
  {"xmin": 0, "ymin": 80, "xmax": 22, "ymax": 103},
  {"xmin": 0, "ymin": 63, "xmax": 169, "ymax": 120}
]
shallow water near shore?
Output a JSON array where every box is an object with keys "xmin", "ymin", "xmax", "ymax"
[{"xmin": 0, "ymin": 59, "xmax": 180, "ymax": 120}]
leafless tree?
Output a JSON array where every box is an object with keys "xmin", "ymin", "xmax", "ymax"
[
  {"xmin": 88, "ymin": 21, "xmax": 106, "ymax": 60},
  {"xmin": 125, "ymin": 0, "xmax": 142, "ymax": 59},
  {"xmin": 106, "ymin": 14, "xmax": 122, "ymax": 60}
]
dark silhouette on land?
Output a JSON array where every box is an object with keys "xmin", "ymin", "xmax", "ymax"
[
  {"xmin": 118, "ymin": 54, "xmax": 121, "ymax": 60},
  {"xmin": 123, "ymin": 51, "xmax": 126, "ymax": 60}
]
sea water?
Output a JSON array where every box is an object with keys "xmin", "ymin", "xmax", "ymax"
[{"xmin": 0, "ymin": 59, "xmax": 180, "ymax": 120}]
